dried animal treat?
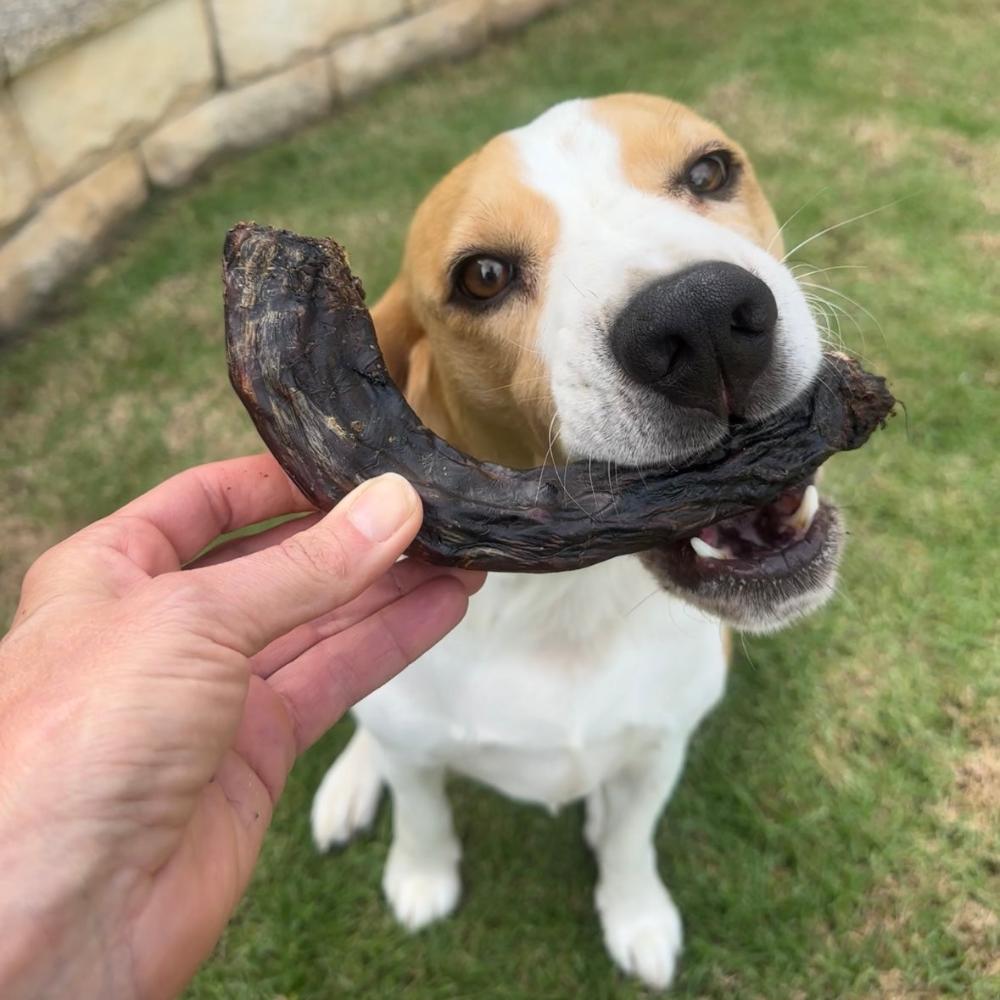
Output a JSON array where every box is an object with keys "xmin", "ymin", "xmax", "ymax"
[{"xmin": 224, "ymin": 222, "xmax": 895, "ymax": 573}]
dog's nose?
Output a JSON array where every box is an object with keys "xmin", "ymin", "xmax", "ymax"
[{"xmin": 610, "ymin": 262, "xmax": 777, "ymax": 418}]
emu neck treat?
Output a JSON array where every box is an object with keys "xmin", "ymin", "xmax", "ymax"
[{"xmin": 223, "ymin": 222, "xmax": 895, "ymax": 573}]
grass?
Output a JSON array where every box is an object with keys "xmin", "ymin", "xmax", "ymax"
[{"xmin": 1, "ymin": 0, "xmax": 997, "ymax": 996}]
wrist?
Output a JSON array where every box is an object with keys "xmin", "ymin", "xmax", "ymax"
[
  {"xmin": 0, "ymin": 786, "xmax": 133, "ymax": 998},
  {"xmin": 0, "ymin": 854, "xmax": 137, "ymax": 1000}
]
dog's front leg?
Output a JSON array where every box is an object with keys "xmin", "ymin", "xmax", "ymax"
[
  {"xmin": 586, "ymin": 738, "xmax": 689, "ymax": 991},
  {"xmin": 378, "ymin": 749, "xmax": 461, "ymax": 931}
]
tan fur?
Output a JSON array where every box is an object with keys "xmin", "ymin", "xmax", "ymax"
[
  {"xmin": 372, "ymin": 94, "xmax": 784, "ymax": 467},
  {"xmin": 371, "ymin": 135, "xmax": 559, "ymax": 468},
  {"xmin": 591, "ymin": 94, "xmax": 782, "ymax": 254}
]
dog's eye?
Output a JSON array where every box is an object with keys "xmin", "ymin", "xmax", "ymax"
[
  {"xmin": 686, "ymin": 152, "xmax": 731, "ymax": 195},
  {"xmin": 456, "ymin": 255, "xmax": 514, "ymax": 301}
]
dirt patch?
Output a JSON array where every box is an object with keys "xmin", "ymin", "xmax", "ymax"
[
  {"xmin": 845, "ymin": 117, "xmax": 913, "ymax": 169},
  {"xmin": 865, "ymin": 969, "xmax": 943, "ymax": 1000},
  {"xmin": 854, "ymin": 869, "xmax": 998, "ymax": 995},
  {"xmin": 950, "ymin": 899, "xmax": 1000, "ymax": 977},
  {"xmin": 856, "ymin": 875, "xmax": 912, "ymax": 942},
  {"xmin": 937, "ymin": 691, "xmax": 1000, "ymax": 833},
  {"xmin": 136, "ymin": 272, "xmax": 218, "ymax": 334},
  {"xmin": 947, "ymin": 746, "xmax": 1000, "ymax": 832},
  {"xmin": 701, "ymin": 75, "xmax": 800, "ymax": 156},
  {"xmin": 931, "ymin": 132, "xmax": 1000, "ymax": 214},
  {"xmin": 960, "ymin": 230, "xmax": 1000, "ymax": 255},
  {"xmin": 159, "ymin": 387, "xmax": 257, "ymax": 459}
]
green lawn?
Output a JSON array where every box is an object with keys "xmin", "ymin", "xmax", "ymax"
[{"xmin": 2, "ymin": 0, "xmax": 997, "ymax": 996}]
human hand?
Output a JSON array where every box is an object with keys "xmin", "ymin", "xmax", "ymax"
[{"xmin": 0, "ymin": 455, "xmax": 483, "ymax": 1000}]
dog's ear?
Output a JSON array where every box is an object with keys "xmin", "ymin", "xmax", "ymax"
[
  {"xmin": 371, "ymin": 278, "xmax": 456, "ymax": 441},
  {"xmin": 371, "ymin": 279, "xmax": 426, "ymax": 392}
]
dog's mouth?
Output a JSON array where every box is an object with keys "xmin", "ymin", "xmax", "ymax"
[
  {"xmin": 641, "ymin": 474, "xmax": 843, "ymax": 632},
  {"xmin": 681, "ymin": 475, "xmax": 825, "ymax": 572}
]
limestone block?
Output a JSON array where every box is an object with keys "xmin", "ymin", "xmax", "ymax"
[
  {"xmin": 0, "ymin": 153, "xmax": 146, "ymax": 331},
  {"xmin": 211, "ymin": 0, "xmax": 409, "ymax": 85},
  {"xmin": 0, "ymin": 96, "xmax": 41, "ymax": 231},
  {"xmin": 0, "ymin": 0, "xmax": 159, "ymax": 77},
  {"xmin": 330, "ymin": 0, "xmax": 487, "ymax": 100},
  {"xmin": 142, "ymin": 56, "xmax": 332, "ymax": 188},
  {"xmin": 487, "ymin": 0, "xmax": 567, "ymax": 33},
  {"xmin": 9, "ymin": 0, "xmax": 215, "ymax": 188}
]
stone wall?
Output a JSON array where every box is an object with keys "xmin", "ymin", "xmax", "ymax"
[{"xmin": 0, "ymin": 0, "xmax": 570, "ymax": 332}]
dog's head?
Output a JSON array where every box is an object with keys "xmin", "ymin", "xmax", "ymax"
[{"xmin": 373, "ymin": 94, "xmax": 840, "ymax": 632}]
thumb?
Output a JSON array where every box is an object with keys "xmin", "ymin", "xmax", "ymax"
[{"xmin": 188, "ymin": 473, "xmax": 423, "ymax": 653}]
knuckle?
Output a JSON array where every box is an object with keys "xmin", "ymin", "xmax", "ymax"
[
  {"xmin": 280, "ymin": 530, "xmax": 351, "ymax": 583},
  {"xmin": 19, "ymin": 551, "xmax": 55, "ymax": 594},
  {"xmin": 18, "ymin": 541, "xmax": 75, "ymax": 599}
]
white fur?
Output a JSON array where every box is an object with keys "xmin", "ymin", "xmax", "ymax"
[
  {"xmin": 510, "ymin": 99, "xmax": 821, "ymax": 465},
  {"xmin": 315, "ymin": 559, "xmax": 727, "ymax": 989},
  {"xmin": 312, "ymin": 98, "xmax": 821, "ymax": 992}
]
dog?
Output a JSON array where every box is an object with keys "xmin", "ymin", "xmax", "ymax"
[{"xmin": 310, "ymin": 93, "xmax": 837, "ymax": 990}]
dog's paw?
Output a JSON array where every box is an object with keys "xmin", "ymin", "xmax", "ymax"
[
  {"xmin": 383, "ymin": 845, "xmax": 461, "ymax": 931},
  {"xmin": 597, "ymin": 882, "xmax": 683, "ymax": 992},
  {"xmin": 310, "ymin": 731, "xmax": 383, "ymax": 851}
]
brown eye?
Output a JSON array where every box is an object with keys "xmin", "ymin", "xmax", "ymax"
[
  {"xmin": 686, "ymin": 153, "xmax": 731, "ymax": 195},
  {"xmin": 456, "ymin": 255, "xmax": 514, "ymax": 301}
]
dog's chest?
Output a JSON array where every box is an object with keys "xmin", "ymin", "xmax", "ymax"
[{"xmin": 356, "ymin": 557, "xmax": 727, "ymax": 807}]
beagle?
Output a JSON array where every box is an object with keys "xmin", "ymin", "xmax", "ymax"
[{"xmin": 310, "ymin": 94, "xmax": 835, "ymax": 991}]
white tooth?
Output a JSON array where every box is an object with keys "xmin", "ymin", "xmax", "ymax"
[
  {"xmin": 691, "ymin": 536, "xmax": 730, "ymax": 560},
  {"xmin": 790, "ymin": 484, "xmax": 820, "ymax": 534}
]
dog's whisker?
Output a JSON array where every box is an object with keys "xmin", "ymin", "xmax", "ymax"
[
  {"xmin": 479, "ymin": 374, "xmax": 551, "ymax": 395},
  {"xmin": 566, "ymin": 275, "xmax": 600, "ymax": 301},
  {"xmin": 737, "ymin": 630, "xmax": 760, "ymax": 672},
  {"xmin": 535, "ymin": 411, "xmax": 562, "ymax": 503},
  {"xmin": 558, "ymin": 457, "xmax": 595, "ymax": 518},
  {"xmin": 799, "ymin": 280, "xmax": 886, "ymax": 344},
  {"xmin": 804, "ymin": 290, "xmax": 877, "ymax": 361},
  {"xmin": 492, "ymin": 333, "xmax": 545, "ymax": 358},
  {"xmin": 767, "ymin": 185, "xmax": 830, "ymax": 254},
  {"xmin": 782, "ymin": 196, "xmax": 912, "ymax": 262},
  {"xmin": 510, "ymin": 393, "xmax": 561, "ymax": 405},
  {"xmin": 805, "ymin": 298, "xmax": 845, "ymax": 351},
  {"xmin": 803, "ymin": 290, "xmax": 865, "ymax": 343},
  {"xmin": 605, "ymin": 458, "xmax": 621, "ymax": 514},
  {"xmin": 806, "ymin": 293, "xmax": 868, "ymax": 361},
  {"xmin": 536, "ymin": 414, "xmax": 593, "ymax": 518},
  {"xmin": 804, "ymin": 293, "xmax": 847, "ymax": 346},
  {"xmin": 625, "ymin": 585, "xmax": 663, "ymax": 618},
  {"xmin": 587, "ymin": 456, "xmax": 599, "ymax": 517},
  {"xmin": 793, "ymin": 263, "xmax": 867, "ymax": 279}
]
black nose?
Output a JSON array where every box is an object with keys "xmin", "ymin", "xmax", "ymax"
[{"xmin": 610, "ymin": 262, "xmax": 778, "ymax": 418}]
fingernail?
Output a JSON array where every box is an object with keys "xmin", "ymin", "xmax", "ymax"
[{"xmin": 345, "ymin": 474, "xmax": 418, "ymax": 542}]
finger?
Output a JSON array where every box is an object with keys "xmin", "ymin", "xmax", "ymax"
[
  {"xmin": 270, "ymin": 576, "xmax": 470, "ymax": 753},
  {"xmin": 252, "ymin": 560, "xmax": 485, "ymax": 678},
  {"xmin": 187, "ymin": 473, "xmax": 423, "ymax": 653},
  {"xmin": 185, "ymin": 512, "xmax": 322, "ymax": 569},
  {"xmin": 112, "ymin": 454, "xmax": 315, "ymax": 573}
]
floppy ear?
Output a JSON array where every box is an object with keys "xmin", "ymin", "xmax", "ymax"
[{"xmin": 370, "ymin": 279, "xmax": 426, "ymax": 391}]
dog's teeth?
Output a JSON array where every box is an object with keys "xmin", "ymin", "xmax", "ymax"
[
  {"xmin": 789, "ymin": 484, "xmax": 819, "ymax": 534},
  {"xmin": 691, "ymin": 536, "xmax": 730, "ymax": 560}
]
